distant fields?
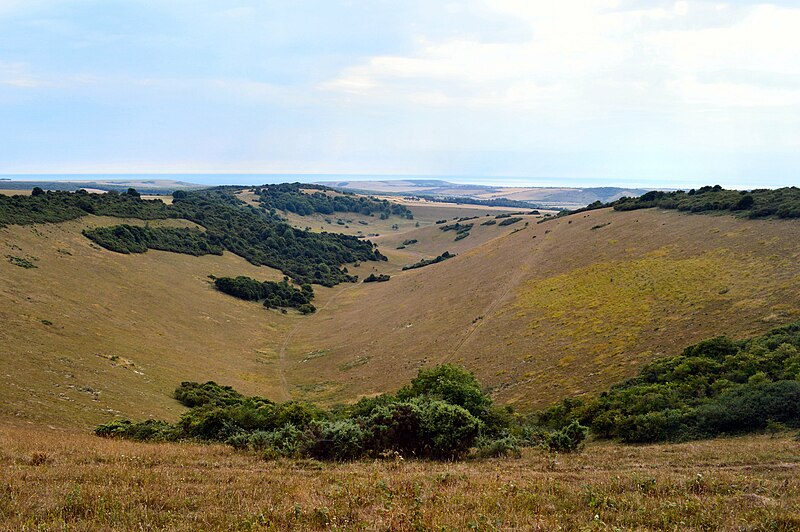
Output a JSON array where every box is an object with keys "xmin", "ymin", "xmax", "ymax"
[{"xmin": 1, "ymin": 425, "xmax": 798, "ymax": 530}]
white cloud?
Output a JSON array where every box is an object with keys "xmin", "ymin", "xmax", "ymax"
[
  {"xmin": 320, "ymin": 1, "xmax": 800, "ymax": 111},
  {"xmin": 0, "ymin": 62, "xmax": 42, "ymax": 88}
]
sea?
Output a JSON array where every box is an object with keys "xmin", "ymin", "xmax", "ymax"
[{"xmin": 0, "ymin": 174, "xmax": 714, "ymax": 190}]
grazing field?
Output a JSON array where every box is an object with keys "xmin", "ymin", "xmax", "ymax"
[{"xmin": 1, "ymin": 425, "xmax": 798, "ymax": 530}]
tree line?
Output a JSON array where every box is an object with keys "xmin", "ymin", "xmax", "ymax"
[
  {"xmin": 255, "ymin": 183, "xmax": 413, "ymax": 219},
  {"xmin": 1, "ymin": 186, "xmax": 391, "ymax": 286}
]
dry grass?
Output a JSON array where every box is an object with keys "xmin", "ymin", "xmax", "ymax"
[
  {"xmin": 1, "ymin": 425, "xmax": 798, "ymax": 530},
  {"xmin": 0, "ymin": 216, "xmax": 295, "ymax": 429}
]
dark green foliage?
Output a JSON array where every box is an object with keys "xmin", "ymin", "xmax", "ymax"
[
  {"xmin": 480, "ymin": 219, "xmax": 497, "ymax": 226},
  {"xmin": 170, "ymin": 188, "xmax": 384, "ymax": 286},
  {"xmin": 544, "ymin": 420, "xmax": 588, "ymax": 453},
  {"xmin": 214, "ymin": 276, "xmax": 314, "ymax": 311},
  {"xmin": 440, "ymin": 222, "xmax": 473, "ymax": 233},
  {"xmin": 402, "ymin": 239, "xmax": 418, "ymax": 246},
  {"xmin": 472, "ymin": 435, "xmax": 522, "ymax": 458},
  {"xmin": 612, "ymin": 185, "xmax": 800, "ymax": 219},
  {"xmin": 401, "ymin": 251, "xmax": 455, "ymax": 271},
  {"xmin": 363, "ymin": 273, "xmax": 390, "ymax": 283},
  {"xmin": 0, "ymin": 189, "xmax": 171, "ymax": 227},
  {"xmin": 0, "ymin": 187, "xmax": 387, "ymax": 287},
  {"xmin": 256, "ymin": 183, "xmax": 412, "ymax": 219},
  {"xmin": 540, "ymin": 322, "xmax": 800, "ymax": 443},
  {"xmin": 590, "ymin": 222, "xmax": 611, "ymax": 230},
  {"xmin": 96, "ymin": 365, "xmax": 511, "ymax": 461},
  {"xmin": 94, "ymin": 419, "xmax": 179, "ymax": 442},
  {"xmin": 174, "ymin": 381, "xmax": 248, "ymax": 407},
  {"xmin": 6, "ymin": 255, "xmax": 37, "ymax": 268},
  {"xmin": 454, "ymin": 232, "xmax": 470, "ymax": 241},
  {"xmin": 497, "ymin": 217, "xmax": 523, "ymax": 226},
  {"xmin": 397, "ymin": 364, "xmax": 492, "ymax": 419},
  {"xmin": 83, "ymin": 225, "xmax": 223, "ymax": 256}
]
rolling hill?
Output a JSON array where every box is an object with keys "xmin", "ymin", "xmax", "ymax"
[{"xmin": 2, "ymin": 187, "xmax": 800, "ymax": 430}]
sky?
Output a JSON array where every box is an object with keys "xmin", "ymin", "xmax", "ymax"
[{"xmin": 0, "ymin": 0, "xmax": 799, "ymax": 188}]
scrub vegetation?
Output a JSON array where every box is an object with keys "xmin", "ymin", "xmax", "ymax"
[
  {"xmin": 0, "ymin": 186, "xmax": 395, "ymax": 286},
  {"xmin": 540, "ymin": 321, "xmax": 800, "ymax": 443}
]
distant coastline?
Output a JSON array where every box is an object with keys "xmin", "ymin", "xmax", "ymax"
[{"xmin": 0, "ymin": 173, "xmax": 773, "ymax": 190}]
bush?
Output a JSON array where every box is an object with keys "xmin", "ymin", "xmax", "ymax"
[
  {"xmin": 544, "ymin": 421, "xmax": 588, "ymax": 453},
  {"xmin": 539, "ymin": 322, "xmax": 800, "ymax": 443},
  {"xmin": 397, "ymin": 364, "xmax": 492, "ymax": 419},
  {"xmin": 472, "ymin": 436, "xmax": 522, "ymax": 459},
  {"xmin": 307, "ymin": 420, "xmax": 366, "ymax": 461},
  {"xmin": 363, "ymin": 273, "xmax": 390, "ymax": 283},
  {"xmin": 98, "ymin": 365, "xmax": 515, "ymax": 461},
  {"xmin": 417, "ymin": 399, "xmax": 482, "ymax": 459}
]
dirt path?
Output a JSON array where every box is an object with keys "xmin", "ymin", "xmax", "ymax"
[
  {"xmin": 275, "ymin": 284, "xmax": 356, "ymax": 401},
  {"xmin": 441, "ymin": 253, "xmax": 533, "ymax": 364}
]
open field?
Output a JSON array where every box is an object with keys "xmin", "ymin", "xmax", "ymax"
[{"xmin": 1, "ymin": 426, "xmax": 798, "ymax": 530}]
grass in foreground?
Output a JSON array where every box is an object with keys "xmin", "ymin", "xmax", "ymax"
[{"xmin": 1, "ymin": 425, "xmax": 798, "ymax": 530}]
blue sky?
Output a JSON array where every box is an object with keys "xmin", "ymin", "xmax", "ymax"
[{"xmin": 1, "ymin": 1, "xmax": 798, "ymax": 188}]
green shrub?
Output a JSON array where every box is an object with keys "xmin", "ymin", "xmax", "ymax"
[
  {"xmin": 472, "ymin": 436, "xmax": 522, "ymax": 459},
  {"xmin": 417, "ymin": 399, "xmax": 482, "ymax": 459},
  {"xmin": 307, "ymin": 420, "xmax": 366, "ymax": 461},
  {"xmin": 544, "ymin": 421, "xmax": 588, "ymax": 453},
  {"xmin": 398, "ymin": 364, "xmax": 492, "ymax": 419}
]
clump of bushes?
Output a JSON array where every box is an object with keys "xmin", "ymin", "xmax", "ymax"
[
  {"xmin": 214, "ymin": 276, "xmax": 315, "ymax": 312},
  {"xmin": 610, "ymin": 185, "xmax": 800, "ymax": 220},
  {"xmin": 402, "ymin": 251, "xmax": 455, "ymax": 271},
  {"xmin": 363, "ymin": 273, "xmax": 390, "ymax": 283},
  {"xmin": 1, "ymin": 187, "xmax": 388, "ymax": 287},
  {"xmin": 440, "ymin": 222, "xmax": 473, "ymax": 234},
  {"xmin": 83, "ymin": 225, "xmax": 223, "ymax": 256},
  {"xmin": 539, "ymin": 322, "xmax": 800, "ymax": 443},
  {"xmin": 497, "ymin": 217, "xmax": 523, "ymax": 226},
  {"xmin": 96, "ymin": 364, "xmax": 579, "ymax": 461},
  {"xmin": 255, "ymin": 183, "xmax": 412, "ymax": 219}
]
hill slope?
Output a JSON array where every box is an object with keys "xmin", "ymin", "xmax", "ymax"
[
  {"xmin": 2, "ymin": 202, "xmax": 800, "ymax": 428},
  {"xmin": 287, "ymin": 208, "xmax": 800, "ymax": 409}
]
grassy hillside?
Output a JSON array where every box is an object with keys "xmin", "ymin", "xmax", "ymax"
[
  {"xmin": 3, "ymin": 201, "xmax": 800, "ymax": 428},
  {"xmin": 0, "ymin": 216, "xmax": 296, "ymax": 429},
  {"xmin": 2, "ymin": 425, "xmax": 798, "ymax": 530},
  {"xmin": 288, "ymin": 208, "xmax": 800, "ymax": 409}
]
